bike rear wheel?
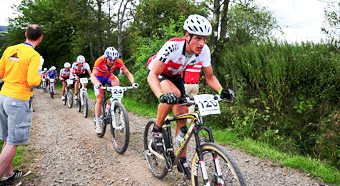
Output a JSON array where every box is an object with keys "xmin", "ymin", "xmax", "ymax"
[
  {"xmin": 110, "ymin": 102, "xmax": 129, "ymax": 154},
  {"xmin": 144, "ymin": 118, "xmax": 168, "ymax": 179},
  {"xmin": 67, "ymin": 89, "xmax": 73, "ymax": 108},
  {"xmin": 95, "ymin": 102, "xmax": 107, "ymax": 138},
  {"xmin": 191, "ymin": 143, "xmax": 246, "ymax": 186},
  {"xmin": 83, "ymin": 92, "xmax": 88, "ymax": 118}
]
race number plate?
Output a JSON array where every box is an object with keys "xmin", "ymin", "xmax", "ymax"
[
  {"xmin": 111, "ymin": 87, "xmax": 124, "ymax": 98},
  {"xmin": 80, "ymin": 78, "xmax": 88, "ymax": 84},
  {"xmin": 194, "ymin": 94, "xmax": 221, "ymax": 116},
  {"xmin": 67, "ymin": 79, "xmax": 73, "ymax": 84},
  {"xmin": 50, "ymin": 79, "xmax": 55, "ymax": 83}
]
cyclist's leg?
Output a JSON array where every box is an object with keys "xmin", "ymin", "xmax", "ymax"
[
  {"xmin": 61, "ymin": 81, "xmax": 66, "ymax": 96},
  {"xmin": 74, "ymin": 75, "xmax": 79, "ymax": 95}
]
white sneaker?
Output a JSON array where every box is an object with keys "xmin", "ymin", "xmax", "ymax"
[
  {"xmin": 61, "ymin": 96, "xmax": 65, "ymax": 100},
  {"xmin": 95, "ymin": 125, "xmax": 103, "ymax": 134},
  {"xmin": 74, "ymin": 95, "xmax": 78, "ymax": 100}
]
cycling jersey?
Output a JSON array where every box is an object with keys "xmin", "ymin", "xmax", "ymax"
[
  {"xmin": 59, "ymin": 68, "xmax": 71, "ymax": 79},
  {"xmin": 182, "ymin": 61, "xmax": 202, "ymax": 84},
  {"xmin": 47, "ymin": 70, "xmax": 58, "ymax": 79},
  {"xmin": 71, "ymin": 61, "xmax": 90, "ymax": 75},
  {"xmin": 93, "ymin": 56, "xmax": 126, "ymax": 78},
  {"xmin": 147, "ymin": 37, "xmax": 211, "ymax": 77}
]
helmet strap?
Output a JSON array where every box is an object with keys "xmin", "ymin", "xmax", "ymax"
[{"xmin": 188, "ymin": 34, "xmax": 194, "ymax": 44}]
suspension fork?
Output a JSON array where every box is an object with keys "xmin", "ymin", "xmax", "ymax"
[{"xmin": 193, "ymin": 126, "xmax": 216, "ymax": 185}]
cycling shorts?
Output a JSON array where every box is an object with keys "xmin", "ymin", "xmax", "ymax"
[
  {"xmin": 147, "ymin": 70, "xmax": 186, "ymax": 97},
  {"xmin": 74, "ymin": 73, "xmax": 87, "ymax": 78},
  {"xmin": 94, "ymin": 74, "xmax": 118, "ymax": 96},
  {"xmin": 0, "ymin": 95, "xmax": 33, "ymax": 145}
]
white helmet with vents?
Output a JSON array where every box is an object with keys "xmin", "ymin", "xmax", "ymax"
[
  {"xmin": 77, "ymin": 55, "xmax": 85, "ymax": 63},
  {"xmin": 51, "ymin": 66, "xmax": 56, "ymax": 70},
  {"xmin": 104, "ymin": 47, "xmax": 119, "ymax": 60},
  {"xmin": 183, "ymin": 14, "xmax": 212, "ymax": 36},
  {"xmin": 64, "ymin": 62, "xmax": 71, "ymax": 68}
]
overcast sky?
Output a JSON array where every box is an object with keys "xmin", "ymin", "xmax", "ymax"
[{"xmin": 0, "ymin": 0, "xmax": 329, "ymax": 44}]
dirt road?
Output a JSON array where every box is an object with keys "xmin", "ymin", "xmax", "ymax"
[{"xmin": 23, "ymin": 88, "xmax": 326, "ymax": 186}]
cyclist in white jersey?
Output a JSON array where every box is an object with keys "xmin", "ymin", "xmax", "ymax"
[
  {"xmin": 59, "ymin": 62, "xmax": 72, "ymax": 100},
  {"xmin": 70, "ymin": 55, "xmax": 91, "ymax": 100},
  {"xmin": 147, "ymin": 14, "xmax": 235, "ymax": 179}
]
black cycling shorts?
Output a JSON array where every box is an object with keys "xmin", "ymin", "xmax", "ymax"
[{"xmin": 147, "ymin": 70, "xmax": 186, "ymax": 97}]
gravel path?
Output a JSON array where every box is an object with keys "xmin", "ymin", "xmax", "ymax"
[{"xmin": 23, "ymin": 88, "xmax": 328, "ymax": 186}]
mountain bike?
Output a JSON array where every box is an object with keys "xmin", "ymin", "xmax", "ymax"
[
  {"xmin": 94, "ymin": 85, "xmax": 136, "ymax": 154},
  {"xmin": 49, "ymin": 78, "xmax": 55, "ymax": 99},
  {"xmin": 144, "ymin": 94, "xmax": 246, "ymax": 186},
  {"xmin": 41, "ymin": 78, "xmax": 47, "ymax": 92},
  {"xmin": 76, "ymin": 77, "xmax": 90, "ymax": 118},
  {"xmin": 63, "ymin": 79, "xmax": 74, "ymax": 107}
]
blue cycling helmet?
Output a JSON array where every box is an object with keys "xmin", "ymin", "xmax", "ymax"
[{"xmin": 104, "ymin": 47, "xmax": 119, "ymax": 60}]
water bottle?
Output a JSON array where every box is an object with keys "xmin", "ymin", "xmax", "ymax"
[{"xmin": 175, "ymin": 126, "xmax": 188, "ymax": 148}]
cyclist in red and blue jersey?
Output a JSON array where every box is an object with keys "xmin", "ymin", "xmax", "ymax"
[
  {"xmin": 90, "ymin": 47, "xmax": 138, "ymax": 134},
  {"xmin": 147, "ymin": 14, "xmax": 235, "ymax": 179},
  {"xmin": 59, "ymin": 62, "xmax": 71, "ymax": 100},
  {"xmin": 47, "ymin": 66, "xmax": 57, "ymax": 91}
]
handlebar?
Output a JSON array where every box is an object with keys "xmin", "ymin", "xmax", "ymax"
[
  {"xmin": 179, "ymin": 94, "xmax": 229, "ymax": 107},
  {"xmin": 99, "ymin": 86, "xmax": 135, "ymax": 91}
]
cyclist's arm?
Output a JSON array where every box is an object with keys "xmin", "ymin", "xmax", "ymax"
[
  {"xmin": 122, "ymin": 68, "xmax": 135, "ymax": 84},
  {"xmin": 147, "ymin": 59, "xmax": 165, "ymax": 98},
  {"xmin": 203, "ymin": 65, "xmax": 223, "ymax": 92},
  {"xmin": 87, "ymin": 69, "xmax": 92, "ymax": 77},
  {"xmin": 70, "ymin": 68, "xmax": 74, "ymax": 78},
  {"xmin": 90, "ymin": 69, "xmax": 101, "ymax": 85}
]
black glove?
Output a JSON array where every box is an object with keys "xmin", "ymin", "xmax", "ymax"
[
  {"xmin": 158, "ymin": 93, "xmax": 179, "ymax": 104},
  {"xmin": 219, "ymin": 89, "xmax": 235, "ymax": 99}
]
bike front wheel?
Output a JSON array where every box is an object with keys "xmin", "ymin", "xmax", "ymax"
[
  {"xmin": 77, "ymin": 93, "xmax": 81, "ymax": 112},
  {"xmin": 191, "ymin": 142, "xmax": 246, "ymax": 186},
  {"xmin": 144, "ymin": 118, "xmax": 168, "ymax": 179},
  {"xmin": 83, "ymin": 93, "xmax": 88, "ymax": 118},
  {"xmin": 67, "ymin": 89, "xmax": 73, "ymax": 108},
  {"xmin": 62, "ymin": 89, "xmax": 67, "ymax": 105},
  {"xmin": 110, "ymin": 102, "xmax": 129, "ymax": 154},
  {"xmin": 50, "ymin": 85, "xmax": 54, "ymax": 99}
]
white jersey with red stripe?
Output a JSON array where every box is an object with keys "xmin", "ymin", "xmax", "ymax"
[
  {"xmin": 60, "ymin": 68, "xmax": 71, "ymax": 79},
  {"xmin": 147, "ymin": 37, "xmax": 211, "ymax": 77},
  {"xmin": 71, "ymin": 61, "xmax": 90, "ymax": 75},
  {"xmin": 183, "ymin": 61, "xmax": 202, "ymax": 84}
]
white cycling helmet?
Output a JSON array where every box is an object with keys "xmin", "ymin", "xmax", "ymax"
[
  {"xmin": 104, "ymin": 47, "xmax": 119, "ymax": 60},
  {"xmin": 183, "ymin": 14, "xmax": 212, "ymax": 36},
  {"xmin": 64, "ymin": 62, "xmax": 71, "ymax": 68},
  {"xmin": 77, "ymin": 55, "xmax": 85, "ymax": 63},
  {"xmin": 51, "ymin": 66, "xmax": 56, "ymax": 70},
  {"xmin": 43, "ymin": 68, "xmax": 47, "ymax": 71}
]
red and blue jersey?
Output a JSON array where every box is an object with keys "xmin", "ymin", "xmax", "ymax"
[{"xmin": 93, "ymin": 56, "xmax": 126, "ymax": 78}]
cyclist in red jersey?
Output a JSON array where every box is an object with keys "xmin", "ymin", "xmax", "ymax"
[
  {"xmin": 59, "ymin": 62, "xmax": 71, "ymax": 100},
  {"xmin": 147, "ymin": 14, "xmax": 235, "ymax": 179},
  {"xmin": 70, "ymin": 55, "xmax": 91, "ymax": 100},
  {"xmin": 90, "ymin": 47, "xmax": 138, "ymax": 134}
]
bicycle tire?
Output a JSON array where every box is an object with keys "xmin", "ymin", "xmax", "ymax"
[
  {"xmin": 50, "ymin": 87, "xmax": 54, "ymax": 99},
  {"xmin": 191, "ymin": 142, "xmax": 246, "ymax": 186},
  {"xmin": 83, "ymin": 92, "xmax": 88, "ymax": 118},
  {"xmin": 96, "ymin": 102, "xmax": 107, "ymax": 138},
  {"xmin": 77, "ymin": 93, "xmax": 81, "ymax": 112},
  {"xmin": 144, "ymin": 118, "xmax": 168, "ymax": 179},
  {"xmin": 110, "ymin": 102, "xmax": 129, "ymax": 154},
  {"xmin": 62, "ymin": 88, "xmax": 67, "ymax": 105},
  {"xmin": 67, "ymin": 89, "xmax": 73, "ymax": 108}
]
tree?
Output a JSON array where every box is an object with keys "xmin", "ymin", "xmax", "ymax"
[{"xmin": 322, "ymin": 1, "xmax": 340, "ymax": 47}]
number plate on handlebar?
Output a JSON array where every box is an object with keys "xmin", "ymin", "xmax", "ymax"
[
  {"xmin": 111, "ymin": 87, "xmax": 124, "ymax": 98},
  {"xmin": 194, "ymin": 94, "xmax": 221, "ymax": 116},
  {"xmin": 67, "ymin": 79, "xmax": 73, "ymax": 85},
  {"xmin": 50, "ymin": 79, "xmax": 55, "ymax": 83},
  {"xmin": 80, "ymin": 78, "xmax": 88, "ymax": 84}
]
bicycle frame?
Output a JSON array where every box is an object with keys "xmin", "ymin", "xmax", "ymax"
[
  {"xmin": 78, "ymin": 78, "xmax": 89, "ymax": 106},
  {"xmin": 101, "ymin": 86, "xmax": 133, "ymax": 130},
  {"xmin": 41, "ymin": 78, "xmax": 46, "ymax": 88},
  {"xmin": 49, "ymin": 78, "xmax": 55, "ymax": 93}
]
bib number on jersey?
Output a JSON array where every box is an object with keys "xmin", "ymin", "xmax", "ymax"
[{"xmin": 194, "ymin": 94, "xmax": 221, "ymax": 116}]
